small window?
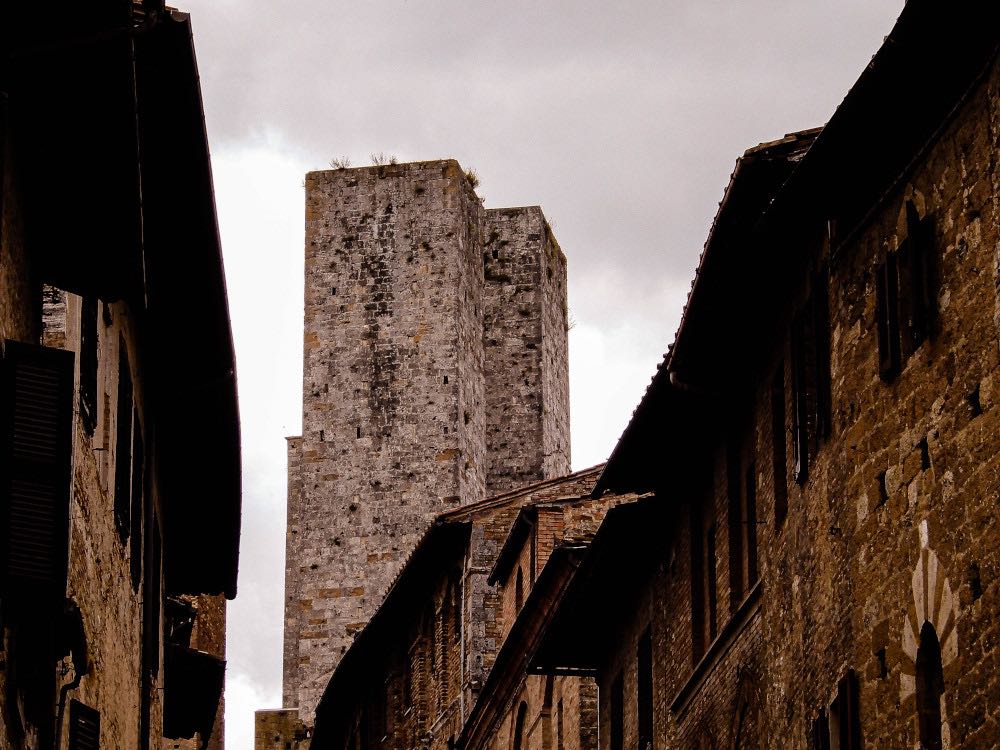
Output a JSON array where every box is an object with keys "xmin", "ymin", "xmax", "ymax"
[
  {"xmin": 637, "ymin": 627, "xmax": 653, "ymax": 750},
  {"xmin": 771, "ymin": 369, "xmax": 788, "ymax": 526},
  {"xmin": 877, "ymin": 205, "xmax": 935, "ymax": 381},
  {"xmin": 830, "ymin": 669, "xmax": 862, "ymax": 750},
  {"xmin": 610, "ymin": 672, "xmax": 624, "ymax": 750},
  {"xmin": 810, "ymin": 708, "xmax": 830, "ymax": 750},
  {"xmin": 130, "ymin": 405, "xmax": 143, "ymax": 591},
  {"xmin": 513, "ymin": 702, "xmax": 528, "ymax": 750},
  {"xmin": 791, "ymin": 268, "xmax": 832, "ymax": 484},
  {"xmin": 690, "ymin": 495, "xmax": 717, "ymax": 664},
  {"xmin": 69, "ymin": 700, "xmax": 100, "ymax": 750},
  {"xmin": 728, "ymin": 439, "xmax": 758, "ymax": 609}
]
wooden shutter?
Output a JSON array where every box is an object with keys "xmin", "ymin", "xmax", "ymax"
[
  {"xmin": 0, "ymin": 340, "xmax": 74, "ymax": 605},
  {"xmin": 876, "ymin": 255, "xmax": 901, "ymax": 380},
  {"xmin": 69, "ymin": 699, "xmax": 101, "ymax": 750}
]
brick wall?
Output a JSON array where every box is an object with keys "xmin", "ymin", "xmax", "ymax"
[{"xmin": 592, "ymin": 46, "xmax": 1000, "ymax": 750}]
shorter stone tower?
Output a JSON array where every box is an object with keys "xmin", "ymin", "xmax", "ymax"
[{"xmin": 279, "ymin": 160, "xmax": 571, "ymax": 727}]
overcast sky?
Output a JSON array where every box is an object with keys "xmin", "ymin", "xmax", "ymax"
[{"xmin": 177, "ymin": 1, "xmax": 905, "ymax": 746}]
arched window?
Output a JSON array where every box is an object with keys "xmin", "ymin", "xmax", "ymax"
[
  {"xmin": 515, "ymin": 567, "xmax": 524, "ymax": 612},
  {"xmin": 916, "ymin": 621, "xmax": 944, "ymax": 750},
  {"xmin": 513, "ymin": 701, "xmax": 528, "ymax": 750}
]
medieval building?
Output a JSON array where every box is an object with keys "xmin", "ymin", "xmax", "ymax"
[
  {"xmin": 0, "ymin": 4, "xmax": 241, "ymax": 750},
  {"xmin": 261, "ymin": 160, "xmax": 572, "ymax": 744},
  {"xmin": 272, "ymin": 2, "xmax": 1000, "ymax": 750}
]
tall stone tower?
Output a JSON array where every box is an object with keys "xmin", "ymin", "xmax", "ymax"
[{"xmin": 281, "ymin": 160, "xmax": 570, "ymax": 725}]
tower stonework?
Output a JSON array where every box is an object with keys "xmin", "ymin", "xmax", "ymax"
[{"xmin": 281, "ymin": 160, "xmax": 570, "ymax": 725}]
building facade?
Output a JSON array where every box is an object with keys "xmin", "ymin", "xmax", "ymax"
[
  {"xmin": 535, "ymin": 4, "xmax": 1000, "ymax": 750},
  {"xmin": 0, "ymin": 4, "xmax": 241, "ymax": 749},
  {"xmin": 305, "ymin": 3, "xmax": 1000, "ymax": 750}
]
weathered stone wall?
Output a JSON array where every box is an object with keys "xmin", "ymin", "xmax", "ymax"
[
  {"xmin": 482, "ymin": 207, "xmax": 570, "ymax": 493},
  {"xmin": 282, "ymin": 160, "xmax": 571, "ymax": 725},
  {"xmin": 593, "ymin": 47, "xmax": 1000, "ymax": 750},
  {"xmin": 255, "ymin": 710, "xmax": 310, "ymax": 750},
  {"xmin": 289, "ymin": 160, "xmax": 487, "ymax": 720}
]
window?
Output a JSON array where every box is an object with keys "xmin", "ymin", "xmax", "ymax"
[
  {"xmin": 728, "ymin": 439, "xmax": 758, "ymax": 609},
  {"xmin": 0, "ymin": 340, "xmax": 74, "ymax": 606},
  {"xmin": 69, "ymin": 700, "xmax": 100, "ymax": 750},
  {"xmin": 830, "ymin": 670, "xmax": 861, "ymax": 750},
  {"xmin": 690, "ymin": 496, "xmax": 717, "ymax": 664},
  {"xmin": 610, "ymin": 672, "xmax": 624, "ymax": 750},
  {"xmin": 791, "ymin": 268, "xmax": 832, "ymax": 485},
  {"xmin": 130, "ymin": 405, "xmax": 143, "ymax": 591},
  {"xmin": 513, "ymin": 702, "xmax": 528, "ymax": 750},
  {"xmin": 79, "ymin": 297, "xmax": 99, "ymax": 435},
  {"xmin": 813, "ymin": 670, "xmax": 861, "ymax": 750},
  {"xmin": 877, "ymin": 204, "xmax": 935, "ymax": 381},
  {"xmin": 637, "ymin": 627, "xmax": 653, "ymax": 750},
  {"xmin": 771, "ymin": 368, "xmax": 788, "ymax": 526},
  {"xmin": 113, "ymin": 337, "xmax": 133, "ymax": 542},
  {"xmin": 916, "ymin": 622, "xmax": 944, "ymax": 750},
  {"xmin": 810, "ymin": 708, "xmax": 830, "ymax": 750}
]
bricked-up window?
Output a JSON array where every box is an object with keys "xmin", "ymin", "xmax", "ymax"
[
  {"xmin": 916, "ymin": 622, "xmax": 944, "ymax": 750},
  {"xmin": 829, "ymin": 669, "xmax": 861, "ymax": 750},
  {"xmin": 690, "ymin": 499, "xmax": 717, "ymax": 664},
  {"xmin": 637, "ymin": 627, "xmax": 653, "ymax": 750},
  {"xmin": 0, "ymin": 340, "xmax": 74, "ymax": 606},
  {"xmin": 79, "ymin": 297, "xmax": 99, "ymax": 436},
  {"xmin": 727, "ymin": 441, "xmax": 758, "ymax": 611},
  {"xmin": 610, "ymin": 672, "xmax": 624, "ymax": 750},
  {"xmin": 114, "ymin": 338, "xmax": 133, "ymax": 542},
  {"xmin": 771, "ymin": 368, "xmax": 788, "ymax": 526},
  {"xmin": 69, "ymin": 700, "xmax": 100, "ymax": 750}
]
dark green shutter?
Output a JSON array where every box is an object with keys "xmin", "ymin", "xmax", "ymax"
[
  {"xmin": 0, "ymin": 339, "xmax": 74, "ymax": 606},
  {"xmin": 69, "ymin": 700, "xmax": 100, "ymax": 750}
]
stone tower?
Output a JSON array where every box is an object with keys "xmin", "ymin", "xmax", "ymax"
[{"xmin": 281, "ymin": 160, "xmax": 570, "ymax": 724}]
